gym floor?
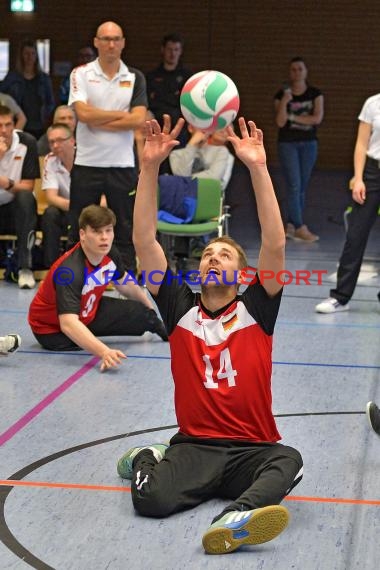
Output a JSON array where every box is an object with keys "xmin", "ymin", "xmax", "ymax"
[{"xmin": 0, "ymin": 169, "xmax": 379, "ymax": 570}]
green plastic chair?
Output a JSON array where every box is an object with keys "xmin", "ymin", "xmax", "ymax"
[
  {"xmin": 157, "ymin": 178, "xmax": 225, "ymax": 267},
  {"xmin": 157, "ymin": 178, "xmax": 224, "ymax": 237}
]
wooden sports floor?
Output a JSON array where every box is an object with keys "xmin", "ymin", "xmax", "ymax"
[{"xmin": 0, "ymin": 170, "xmax": 379, "ymax": 570}]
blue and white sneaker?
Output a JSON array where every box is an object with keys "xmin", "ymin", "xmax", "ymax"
[
  {"xmin": 202, "ymin": 505, "xmax": 289, "ymax": 554},
  {"xmin": 117, "ymin": 444, "xmax": 168, "ymax": 479}
]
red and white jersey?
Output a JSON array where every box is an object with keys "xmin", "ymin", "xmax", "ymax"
[
  {"xmin": 28, "ymin": 243, "xmax": 125, "ymax": 334},
  {"xmin": 154, "ymin": 270, "xmax": 283, "ymax": 443}
]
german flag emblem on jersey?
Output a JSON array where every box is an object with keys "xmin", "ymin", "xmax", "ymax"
[
  {"xmin": 119, "ymin": 81, "xmax": 132, "ymax": 88},
  {"xmin": 222, "ymin": 313, "xmax": 238, "ymax": 332}
]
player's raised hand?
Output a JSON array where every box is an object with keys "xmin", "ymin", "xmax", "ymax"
[
  {"xmin": 227, "ymin": 117, "xmax": 266, "ymax": 168},
  {"xmin": 142, "ymin": 115, "xmax": 185, "ymax": 166}
]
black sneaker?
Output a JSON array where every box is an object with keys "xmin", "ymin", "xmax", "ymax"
[{"xmin": 366, "ymin": 402, "xmax": 380, "ymax": 436}]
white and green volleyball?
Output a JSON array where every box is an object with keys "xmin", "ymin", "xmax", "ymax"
[{"xmin": 180, "ymin": 70, "xmax": 240, "ymax": 133}]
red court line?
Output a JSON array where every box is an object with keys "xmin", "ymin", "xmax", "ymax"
[
  {"xmin": 285, "ymin": 495, "xmax": 380, "ymax": 506},
  {"xmin": 0, "ymin": 356, "xmax": 99, "ymax": 447},
  {"xmin": 1, "ymin": 480, "xmax": 379, "ymax": 506},
  {"xmin": 0, "ymin": 480, "xmax": 131, "ymax": 492}
]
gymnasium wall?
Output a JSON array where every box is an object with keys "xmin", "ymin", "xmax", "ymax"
[{"xmin": 1, "ymin": 0, "xmax": 379, "ymax": 170}]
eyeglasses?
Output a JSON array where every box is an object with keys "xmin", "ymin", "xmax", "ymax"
[
  {"xmin": 96, "ymin": 36, "xmax": 124, "ymax": 43},
  {"xmin": 48, "ymin": 136, "xmax": 72, "ymax": 146}
]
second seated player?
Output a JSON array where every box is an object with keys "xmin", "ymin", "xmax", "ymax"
[{"xmin": 28, "ymin": 205, "xmax": 167, "ymax": 372}]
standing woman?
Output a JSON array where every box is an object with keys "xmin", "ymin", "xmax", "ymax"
[
  {"xmin": 274, "ymin": 57, "xmax": 324, "ymax": 241},
  {"xmin": 0, "ymin": 39, "xmax": 55, "ymax": 139}
]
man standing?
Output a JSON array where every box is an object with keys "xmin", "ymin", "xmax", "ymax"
[
  {"xmin": 41, "ymin": 122, "xmax": 75, "ymax": 266},
  {"xmin": 146, "ymin": 33, "xmax": 192, "ymax": 149},
  {"xmin": 0, "ymin": 104, "xmax": 39, "ymax": 289},
  {"xmin": 59, "ymin": 46, "xmax": 97, "ymax": 105},
  {"xmin": 68, "ymin": 21, "xmax": 147, "ymax": 273}
]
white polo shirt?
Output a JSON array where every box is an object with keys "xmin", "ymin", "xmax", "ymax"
[
  {"xmin": 358, "ymin": 93, "xmax": 380, "ymax": 160},
  {"xmin": 42, "ymin": 153, "xmax": 70, "ymax": 200},
  {"xmin": 0, "ymin": 130, "xmax": 40, "ymax": 206},
  {"xmin": 69, "ymin": 59, "xmax": 147, "ymax": 168}
]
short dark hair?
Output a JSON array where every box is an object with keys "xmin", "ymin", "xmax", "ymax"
[
  {"xmin": 47, "ymin": 123, "xmax": 73, "ymax": 137},
  {"xmin": 290, "ymin": 56, "xmax": 306, "ymax": 65},
  {"xmin": 79, "ymin": 205, "xmax": 116, "ymax": 230},
  {"xmin": 162, "ymin": 33, "xmax": 184, "ymax": 47},
  {"xmin": 0, "ymin": 105, "xmax": 13, "ymax": 117},
  {"xmin": 206, "ymin": 236, "xmax": 248, "ymax": 269}
]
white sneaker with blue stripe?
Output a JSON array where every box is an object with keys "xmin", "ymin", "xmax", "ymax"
[
  {"xmin": 202, "ymin": 505, "xmax": 289, "ymax": 554},
  {"xmin": 315, "ymin": 297, "xmax": 349, "ymax": 314}
]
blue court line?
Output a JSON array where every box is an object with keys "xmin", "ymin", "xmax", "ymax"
[
  {"xmin": 0, "ymin": 309, "xmax": 31, "ymax": 314},
  {"xmin": 2, "ymin": 310, "xmax": 379, "ymax": 331},
  {"xmin": 277, "ymin": 320, "xmax": 380, "ymax": 329},
  {"xmin": 18, "ymin": 350, "xmax": 171, "ymax": 359},
  {"xmin": 14, "ymin": 350, "xmax": 380, "ymax": 369},
  {"xmin": 273, "ymin": 361, "xmax": 380, "ymax": 370}
]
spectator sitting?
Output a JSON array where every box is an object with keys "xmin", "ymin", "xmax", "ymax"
[
  {"xmin": 0, "ymin": 92, "xmax": 26, "ymax": 130},
  {"xmin": 41, "ymin": 123, "xmax": 75, "ymax": 267},
  {"xmin": 169, "ymin": 124, "xmax": 235, "ymax": 191},
  {"xmin": 168, "ymin": 124, "xmax": 235, "ymax": 261},
  {"xmin": 0, "ymin": 104, "xmax": 39, "ymax": 289},
  {"xmin": 37, "ymin": 105, "xmax": 77, "ymax": 156}
]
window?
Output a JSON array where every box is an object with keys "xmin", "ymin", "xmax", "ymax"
[
  {"xmin": 0, "ymin": 38, "xmax": 49, "ymax": 79},
  {"xmin": 0, "ymin": 40, "xmax": 10, "ymax": 80},
  {"xmin": 36, "ymin": 39, "xmax": 50, "ymax": 74}
]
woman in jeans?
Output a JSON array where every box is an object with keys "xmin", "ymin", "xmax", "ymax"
[{"xmin": 274, "ymin": 57, "xmax": 324, "ymax": 242}]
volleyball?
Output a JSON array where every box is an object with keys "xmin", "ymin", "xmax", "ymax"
[{"xmin": 180, "ymin": 70, "xmax": 240, "ymax": 133}]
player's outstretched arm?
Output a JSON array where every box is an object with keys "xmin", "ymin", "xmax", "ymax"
[
  {"xmin": 133, "ymin": 115, "xmax": 185, "ymax": 296},
  {"xmin": 227, "ymin": 118, "xmax": 285, "ymax": 297},
  {"xmin": 59, "ymin": 314, "xmax": 126, "ymax": 372}
]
